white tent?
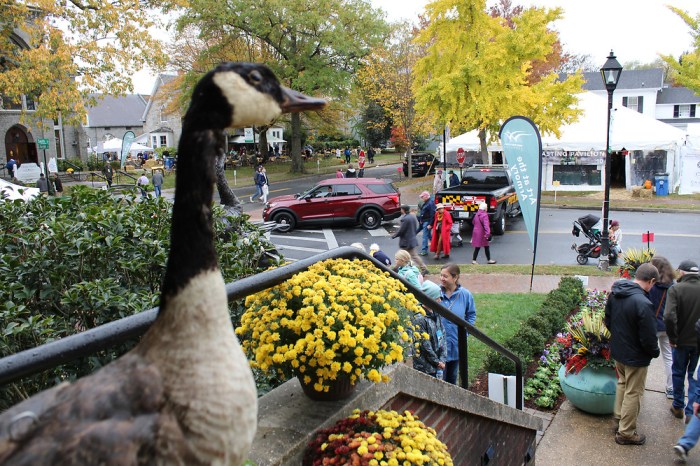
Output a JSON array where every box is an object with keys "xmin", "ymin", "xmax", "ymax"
[
  {"xmin": 540, "ymin": 92, "xmax": 686, "ymax": 151},
  {"xmin": 97, "ymin": 138, "xmax": 154, "ymax": 153},
  {"xmin": 447, "ymin": 92, "xmax": 686, "ymax": 152}
]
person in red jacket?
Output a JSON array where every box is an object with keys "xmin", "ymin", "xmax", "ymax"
[{"xmin": 430, "ymin": 204, "xmax": 453, "ymax": 259}]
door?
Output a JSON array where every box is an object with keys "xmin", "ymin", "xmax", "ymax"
[{"xmin": 331, "ymin": 183, "xmax": 363, "ymax": 223}]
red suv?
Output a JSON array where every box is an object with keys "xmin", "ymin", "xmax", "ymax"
[{"xmin": 263, "ymin": 178, "xmax": 401, "ymax": 232}]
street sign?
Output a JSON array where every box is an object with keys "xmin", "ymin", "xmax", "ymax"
[
  {"xmin": 456, "ymin": 147, "xmax": 465, "ymax": 165},
  {"xmin": 37, "ymin": 138, "xmax": 50, "ymax": 150}
]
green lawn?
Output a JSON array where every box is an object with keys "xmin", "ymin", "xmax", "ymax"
[{"xmin": 468, "ymin": 292, "xmax": 547, "ymax": 383}]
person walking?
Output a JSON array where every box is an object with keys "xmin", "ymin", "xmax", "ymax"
[
  {"xmin": 604, "ymin": 262, "xmax": 660, "ymax": 445},
  {"xmin": 471, "ymin": 203, "xmax": 496, "ymax": 264},
  {"xmin": 260, "ymin": 167, "xmax": 270, "ymax": 203},
  {"xmin": 650, "ymin": 255, "xmax": 676, "ymax": 399},
  {"xmin": 250, "ymin": 166, "xmax": 264, "ymax": 202},
  {"xmin": 345, "ymin": 164, "xmax": 357, "ymax": 178},
  {"xmin": 357, "ymin": 151, "xmax": 366, "ymax": 178},
  {"xmin": 101, "ymin": 163, "xmax": 114, "ymax": 188},
  {"xmin": 673, "ymin": 319, "xmax": 700, "ymax": 462},
  {"xmin": 430, "ymin": 204, "xmax": 453, "ymax": 260},
  {"xmin": 136, "ymin": 173, "xmax": 149, "ymax": 199},
  {"xmin": 367, "ymin": 147, "xmax": 375, "ymax": 164},
  {"xmin": 5, "ymin": 155, "xmax": 17, "ymax": 178},
  {"xmin": 344, "ymin": 147, "xmax": 351, "ymax": 164},
  {"xmin": 151, "ymin": 170, "xmax": 164, "ymax": 198},
  {"xmin": 437, "ymin": 263, "xmax": 476, "ymax": 385},
  {"xmin": 417, "ymin": 191, "xmax": 436, "ymax": 256},
  {"xmin": 391, "ymin": 205, "xmax": 429, "ymax": 276},
  {"xmin": 665, "ymin": 260, "xmax": 700, "ymax": 423},
  {"xmin": 51, "ymin": 173, "xmax": 63, "ymax": 197},
  {"xmin": 36, "ymin": 173, "xmax": 48, "ymax": 194}
]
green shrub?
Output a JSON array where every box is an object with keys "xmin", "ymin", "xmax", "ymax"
[
  {"xmin": 0, "ymin": 186, "xmax": 281, "ymax": 409},
  {"xmin": 525, "ymin": 314, "xmax": 550, "ymax": 336},
  {"xmin": 57, "ymin": 158, "xmax": 85, "ymax": 172}
]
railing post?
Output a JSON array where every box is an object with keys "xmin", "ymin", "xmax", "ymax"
[{"xmin": 458, "ymin": 327, "xmax": 468, "ymax": 390}]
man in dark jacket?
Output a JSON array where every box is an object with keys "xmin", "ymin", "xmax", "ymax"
[
  {"xmin": 664, "ymin": 260, "xmax": 700, "ymax": 423},
  {"xmin": 391, "ymin": 205, "xmax": 428, "ymax": 276},
  {"xmin": 417, "ymin": 191, "xmax": 436, "ymax": 256},
  {"xmin": 604, "ymin": 262, "xmax": 660, "ymax": 446}
]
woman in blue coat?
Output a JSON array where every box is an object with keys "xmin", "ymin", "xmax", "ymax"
[{"xmin": 438, "ymin": 263, "xmax": 476, "ymax": 384}]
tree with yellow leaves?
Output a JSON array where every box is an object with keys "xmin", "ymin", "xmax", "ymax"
[
  {"xmin": 413, "ymin": 0, "xmax": 583, "ymax": 157},
  {"xmin": 0, "ymin": 0, "xmax": 168, "ymax": 126},
  {"xmin": 661, "ymin": 6, "xmax": 700, "ymax": 93},
  {"xmin": 357, "ymin": 22, "xmax": 432, "ymax": 177}
]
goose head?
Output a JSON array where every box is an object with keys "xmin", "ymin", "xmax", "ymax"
[{"xmin": 184, "ymin": 62, "xmax": 326, "ymax": 131}]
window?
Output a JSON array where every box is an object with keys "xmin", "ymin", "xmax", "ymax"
[
  {"xmin": 673, "ymin": 104, "xmax": 697, "ymax": 118},
  {"xmin": 622, "ymin": 96, "xmax": 643, "ymax": 113},
  {"xmin": 552, "ymin": 165, "xmax": 601, "ymax": 185},
  {"xmin": 160, "ymin": 106, "xmax": 167, "ymax": 123},
  {"xmin": 152, "ymin": 136, "xmax": 158, "ymax": 147},
  {"xmin": 159, "ymin": 135, "xmax": 167, "ymax": 147}
]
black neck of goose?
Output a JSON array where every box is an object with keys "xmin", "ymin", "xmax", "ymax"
[{"xmin": 159, "ymin": 123, "xmax": 222, "ymax": 309}]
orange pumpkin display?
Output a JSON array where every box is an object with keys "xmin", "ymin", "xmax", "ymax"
[{"xmin": 644, "ymin": 179, "xmax": 652, "ymax": 189}]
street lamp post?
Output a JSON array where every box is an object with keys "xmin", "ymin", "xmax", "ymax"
[{"xmin": 599, "ymin": 50, "xmax": 623, "ymax": 270}]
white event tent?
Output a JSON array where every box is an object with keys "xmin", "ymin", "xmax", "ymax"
[
  {"xmin": 96, "ymin": 138, "xmax": 154, "ymax": 154},
  {"xmin": 446, "ymin": 92, "xmax": 693, "ymax": 192}
]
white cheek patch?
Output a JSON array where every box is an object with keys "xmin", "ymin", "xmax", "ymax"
[{"xmin": 213, "ymin": 72, "xmax": 282, "ymax": 128}]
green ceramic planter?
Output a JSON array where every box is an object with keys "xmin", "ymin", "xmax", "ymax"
[{"xmin": 558, "ymin": 364, "xmax": 617, "ymax": 415}]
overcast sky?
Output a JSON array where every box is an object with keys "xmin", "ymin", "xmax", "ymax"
[
  {"xmin": 133, "ymin": 0, "xmax": 698, "ymax": 93},
  {"xmin": 371, "ymin": 0, "xmax": 699, "ymax": 67}
]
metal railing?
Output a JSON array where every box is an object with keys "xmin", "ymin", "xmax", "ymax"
[{"xmin": 0, "ymin": 247, "xmax": 523, "ymax": 409}]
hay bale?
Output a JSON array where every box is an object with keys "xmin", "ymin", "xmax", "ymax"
[{"xmin": 631, "ymin": 186, "xmax": 643, "ymax": 198}]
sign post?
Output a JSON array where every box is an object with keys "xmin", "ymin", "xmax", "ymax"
[
  {"xmin": 642, "ymin": 231, "xmax": 655, "ymax": 253},
  {"xmin": 457, "ymin": 148, "xmax": 465, "ymax": 179},
  {"xmin": 37, "ymin": 138, "xmax": 54, "ymax": 195}
]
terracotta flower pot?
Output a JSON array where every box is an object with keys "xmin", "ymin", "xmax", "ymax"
[{"xmin": 558, "ymin": 364, "xmax": 616, "ymax": 415}]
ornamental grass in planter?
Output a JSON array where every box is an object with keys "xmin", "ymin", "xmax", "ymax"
[
  {"xmin": 236, "ymin": 258, "xmax": 423, "ymax": 396},
  {"xmin": 303, "ymin": 409, "xmax": 453, "ymax": 466}
]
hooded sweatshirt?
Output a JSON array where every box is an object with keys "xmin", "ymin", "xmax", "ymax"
[
  {"xmin": 604, "ymin": 280, "xmax": 659, "ymax": 367},
  {"xmin": 664, "ymin": 273, "xmax": 700, "ymax": 347}
]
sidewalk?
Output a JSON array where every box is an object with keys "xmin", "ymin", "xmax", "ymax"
[{"xmin": 465, "ymin": 273, "xmax": 692, "ymax": 466}]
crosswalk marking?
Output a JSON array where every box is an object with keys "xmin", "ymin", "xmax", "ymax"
[
  {"xmin": 368, "ymin": 226, "xmax": 392, "ymax": 237},
  {"xmin": 323, "ymin": 228, "xmax": 338, "ymax": 249},
  {"xmin": 276, "ymin": 245, "xmax": 327, "ymax": 253},
  {"xmin": 269, "ymin": 234, "xmax": 328, "ymax": 242}
]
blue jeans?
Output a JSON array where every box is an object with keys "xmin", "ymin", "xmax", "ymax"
[
  {"xmin": 154, "ymin": 185, "xmax": 161, "ymax": 198},
  {"xmin": 678, "ymin": 367, "xmax": 700, "ymax": 452},
  {"xmin": 421, "ymin": 221, "xmax": 432, "ymax": 253},
  {"xmin": 444, "ymin": 360, "xmax": 459, "ymax": 385},
  {"xmin": 251, "ymin": 184, "xmax": 263, "ymax": 201},
  {"xmin": 672, "ymin": 346, "xmax": 699, "ymax": 416}
]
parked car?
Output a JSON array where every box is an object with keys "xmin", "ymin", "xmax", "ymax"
[
  {"xmin": 402, "ymin": 152, "xmax": 437, "ymax": 177},
  {"xmin": 263, "ymin": 178, "xmax": 401, "ymax": 232}
]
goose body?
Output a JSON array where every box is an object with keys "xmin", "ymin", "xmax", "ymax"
[{"xmin": 0, "ymin": 63, "xmax": 325, "ymax": 465}]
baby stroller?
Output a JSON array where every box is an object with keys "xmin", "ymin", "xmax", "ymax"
[{"xmin": 571, "ymin": 214, "xmax": 616, "ymax": 265}]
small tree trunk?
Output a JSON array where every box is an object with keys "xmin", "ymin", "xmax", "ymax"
[
  {"xmin": 290, "ymin": 113, "xmax": 304, "ymax": 173},
  {"xmin": 478, "ymin": 128, "xmax": 488, "ymax": 162},
  {"xmin": 215, "ymin": 152, "xmax": 241, "ymax": 212},
  {"xmin": 259, "ymin": 125, "xmax": 270, "ymax": 164}
]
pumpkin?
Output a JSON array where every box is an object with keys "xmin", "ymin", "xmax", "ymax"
[{"xmin": 644, "ymin": 179, "xmax": 652, "ymax": 189}]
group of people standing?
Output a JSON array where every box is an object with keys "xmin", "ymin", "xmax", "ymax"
[
  {"xmin": 603, "ymin": 255, "xmax": 700, "ymax": 463},
  {"xmin": 405, "ymin": 191, "xmax": 496, "ymax": 264},
  {"xmin": 336, "ymin": 148, "xmax": 370, "ymax": 178}
]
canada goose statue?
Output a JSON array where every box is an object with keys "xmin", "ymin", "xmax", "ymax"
[{"xmin": 0, "ymin": 63, "xmax": 326, "ymax": 465}]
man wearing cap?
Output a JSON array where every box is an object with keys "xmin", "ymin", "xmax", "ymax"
[
  {"xmin": 417, "ymin": 191, "xmax": 436, "ymax": 256},
  {"xmin": 665, "ymin": 260, "xmax": 700, "ymax": 424},
  {"xmin": 391, "ymin": 205, "xmax": 429, "ymax": 276}
]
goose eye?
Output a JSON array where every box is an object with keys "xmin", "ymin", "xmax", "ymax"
[{"xmin": 249, "ymin": 70, "xmax": 263, "ymax": 84}]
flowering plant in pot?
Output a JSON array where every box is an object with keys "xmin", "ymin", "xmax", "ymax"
[
  {"xmin": 303, "ymin": 409, "xmax": 453, "ymax": 466},
  {"xmin": 236, "ymin": 258, "xmax": 422, "ymax": 396},
  {"xmin": 618, "ymin": 247, "xmax": 655, "ymax": 279},
  {"xmin": 557, "ymin": 290, "xmax": 613, "ymax": 374}
]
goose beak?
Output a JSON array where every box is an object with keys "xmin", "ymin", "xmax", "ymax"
[{"xmin": 280, "ymin": 87, "xmax": 326, "ymax": 114}]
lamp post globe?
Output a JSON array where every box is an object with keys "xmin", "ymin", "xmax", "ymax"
[{"xmin": 599, "ymin": 50, "xmax": 622, "ymax": 270}]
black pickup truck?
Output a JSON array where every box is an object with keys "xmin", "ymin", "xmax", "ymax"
[{"xmin": 434, "ymin": 165, "xmax": 521, "ymax": 235}]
